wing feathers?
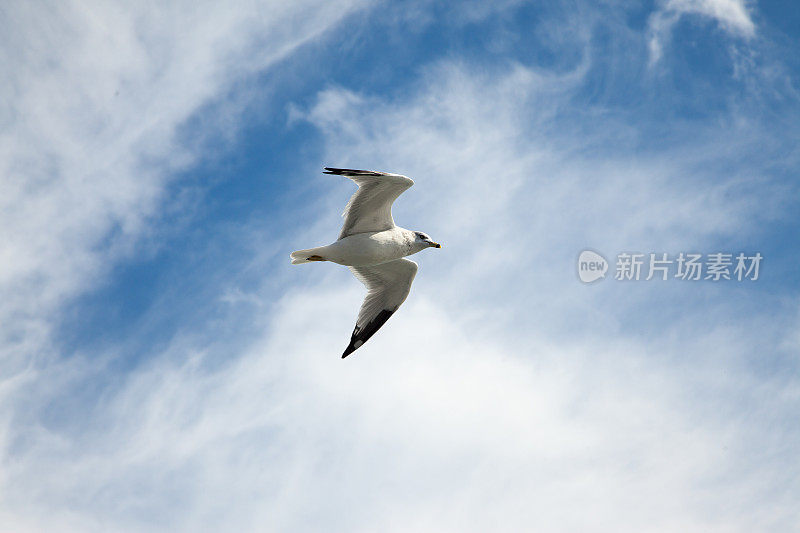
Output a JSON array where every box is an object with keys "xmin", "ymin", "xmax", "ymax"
[
  {"xmin": 325, "ymin": 167, "xmax": 414, "ymax": 239},
  {"xmin": 343, "ymin": 258, "xmax": 418, "ymax": 358}
]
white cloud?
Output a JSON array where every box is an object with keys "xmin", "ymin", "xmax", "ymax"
[
  {"xmin": 647, "ymin": 0, "xmax": 755, "ymax": 64},
  {"xmin": 0, "ymin": 0, "xmax": 368, "ymax": 359},
  {"xmin": 4, "ymin": 286, "xmax": 797, "ymax": 531}
]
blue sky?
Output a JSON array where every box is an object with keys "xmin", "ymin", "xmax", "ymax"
[{"xmin": 2, "ymin": 1, "xmax": 799, "ymax": 531}]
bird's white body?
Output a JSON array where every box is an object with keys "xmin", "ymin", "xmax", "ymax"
[{"xmin": 308, "ymin": 228, "xmax": 426, "ymax": 267}]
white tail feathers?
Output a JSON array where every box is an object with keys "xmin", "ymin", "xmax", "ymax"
[{"xmin": 290, "ymin": 247, "xmax": 327, "ymax": 264}]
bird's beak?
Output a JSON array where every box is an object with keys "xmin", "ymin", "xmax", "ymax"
[{"xmin": 431, "ymin": 242, "xmax": 441, "ymax": 248}]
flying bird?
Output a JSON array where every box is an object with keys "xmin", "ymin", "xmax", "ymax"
[{"xmin": 291, "ymin": 168, "xmax": 441, "ymax": 358}]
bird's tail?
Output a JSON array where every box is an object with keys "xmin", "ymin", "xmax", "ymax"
[{"xmin": 290, "ymin": 247, "xmax": 328, "ymax": 264}]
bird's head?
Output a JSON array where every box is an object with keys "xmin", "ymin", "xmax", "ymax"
[{"xmin": 414, "ymin": 231, "xmax": 441, "ymax": 249}]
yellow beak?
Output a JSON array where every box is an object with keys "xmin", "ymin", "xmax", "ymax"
[{"xmin": 431, "ymin": 242, "xmax": 441, "ymax": 248}]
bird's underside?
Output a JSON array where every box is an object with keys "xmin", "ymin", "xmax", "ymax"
[{"xmin": 291, "ymin": 167, "xmax": 435, "ymax": 358}]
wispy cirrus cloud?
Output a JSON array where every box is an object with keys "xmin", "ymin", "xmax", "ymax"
[
  {"xmin": 0, "ymin": 0, "xmax": 370, "ymax": 396},
  {"xmin": 647, "ymin": 0, "xmax": 755, "ymax": 64},
  {"xmin": 0, "ymin": 0, "xmax": 369, "ymax": 366}
]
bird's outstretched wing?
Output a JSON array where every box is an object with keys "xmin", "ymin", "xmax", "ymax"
[
  {"xmin": 342, "ymin": 258, "xmax": 418, "ymax": 358},
  {"xmin": 323, "ymin": 167, "xmax": 414, "ymax": 239}
]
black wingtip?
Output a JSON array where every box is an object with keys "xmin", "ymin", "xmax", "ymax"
[
  {"xmin": 323, "ymin": 167, "xmax": 382, "ymax": 176},
  {"xmin": 339, "ymin": 309, "xmax": 395, "ymax": 360},
  {"xmin": 341, "ymin": 339, "xmax": 359, "ymax": 358}
]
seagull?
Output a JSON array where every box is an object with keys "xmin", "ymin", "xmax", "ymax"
[{"xmin": 291, "ymin": 168, "xmax": 441, "ymax": 358}]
